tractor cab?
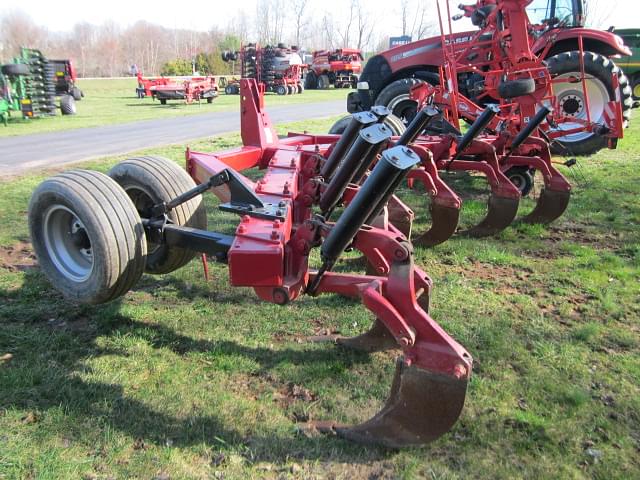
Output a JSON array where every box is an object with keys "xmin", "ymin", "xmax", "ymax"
[{"xmin": 526, "ymin": 0, "xmax": 585, "ymax": 29}]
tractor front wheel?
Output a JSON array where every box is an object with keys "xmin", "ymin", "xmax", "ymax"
[
  {"xmin": 318, "ymin": 74, "xmax": 330, "ymax": 89},
  {"xmin": 546, "ymin": 51, "xmax": 633, "ymax": 155},
  {"xmin": 374, "ymin": 78, "xmax": 427, "ymax": 124},
  {"xmin": 28, "ymin": 170, "xmax": 147, "ymax": 304},
  {"xmin": 304, "ymin": 71, "xmax": 318, "ymax": 89},
  {"xmin": 108, "ymin": 156, "xmax": 207, "ymax": 275}
]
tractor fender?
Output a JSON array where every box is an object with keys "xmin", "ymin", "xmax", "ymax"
[{"xmin": 533, "ymin": 28, "xmax": 631, "ymax": 58}]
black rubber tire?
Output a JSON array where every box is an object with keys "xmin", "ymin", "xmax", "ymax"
[
  {"xmin": 318, "ymin": 74, "xmax": 330, "ymax": 89},
  {"xmin": 28, "ymin": 170, "xmax": 147, "ymax": 304},
  {"xmin": 375, "ymin": 77, "xmax": 427, "ymax": 123},
  {"xmin": 546, "ymin": 51, "xmax": 633, "ymax": 155},
  {"xmin": 276, "ymin": 85, "xmax": 287, "ymax": 95},
  {"xmin": 71, "ymin": 86, "xmax": 83, "ymax": 101},
  {"xmin": 160, "ymin": 98, "xmax": 167, "ymax": 105},
  {"xmin": 60, "ymin": 95, "xmax": 76, "ymax": 115},
  {"xmin": 497, "ymin": 78, "xmax": 536, "ymax": 98},
  {"xmin": 207, "ymin": 97, "xmax": 213, "ymax": 103},
  {"xmin": 328, "ymin": 115, "xmax": 352, "ymax": 134},
  {"xmin": 297, "ymin": 83, "xmax": 304, "ymax": 94},
  {"xmin": 287, "ymin": 85, "xmax": 295, "ymax": 95},
  {"xmin": 328, "ymin": 113, "xmax": 407, "ymax": 136},
  {"xmin": 108, "ymin": 156, "xmax": 207, "ymax": 275},
  {"xmin": 1, "ymin": 63, "xmax": 30, "ymax": 76},
  {"xmin": 304, "ymin": 71, "xmax": 318, "ymax": 89},
  {"xmin": 225, "ymin": 85, "xmax": 234, "ymax": 95},
  {"xmin": 505, "ymin": 166, "xmax": 534, "ymax": 196}
]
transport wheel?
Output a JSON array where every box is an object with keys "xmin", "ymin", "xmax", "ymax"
[
  {"xmin": 318, "ymin": 74, "xmax": 330, "ymax": 89},
  {"xmin": 304, "ymin": 71, "xmax": 318, "ymax": 89},
  {"xmin": 60, "ymin": 95, "xmax": 76, "ymax": 115},
  {"xmin": 546, "ymin": 51, "xmax": 633, "ymax": 155},
  {"xmin": 225, "ymin": 85, "xmax": 234, "ymax": 95},
  {"xmin": 207, "ymin": 97, "xmax": 213, "ymax": 103},
  {"xmin": 287, "ymin": 85, "xmax": 295, "ymax": 94},
  {"xmin": 505, "ymin": 166, "xmax": 534, "ymax": 196},
  {"xmin": 28, "ymin": 170, "xmax": 147, "ymax": 304},
  {"xmin": 497, "ymin": 78, "xmax": 536, "ymax": 98},
  {"xmin": 297, "ymin": 83, "xmax": 304, "ymax": 94},
  {"xmin": 328, "ymin": 115, "xmax": 352, "ymax": 134},
  {"xmin": 160, "ymin": 98, "xmax": 167, "ymax": 105},
  {"xmin": 71, "ymin": 86, "xmax": 83, "ymax": 101},
  {"xmin": 108, "ymin": 156, "xmax": 207, "ymax": 275},
  {"xmin": 1, "ymin": 63, "xmax": 30, "ymax": 75},
  {"xmin": 276, "ymin": 85, "xmax": 287, "ymax": 95}
]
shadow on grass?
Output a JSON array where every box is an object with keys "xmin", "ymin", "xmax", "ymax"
[{"xmin": 0, "ymin": 268, "xmax": 393, "ymax": 462}]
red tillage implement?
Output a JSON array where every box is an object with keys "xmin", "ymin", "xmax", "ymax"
[{"xmin": 29, "ymin": 79, "xmax": 474, "ymax": 447}]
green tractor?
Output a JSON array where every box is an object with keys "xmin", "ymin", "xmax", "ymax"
[{"xmin": 616, "ymin": 29, "xmax": 640, "ymax": 100}]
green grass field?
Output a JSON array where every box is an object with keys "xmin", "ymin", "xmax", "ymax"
[
  {"xmin": 0, "ymin": 78, "xmax": 349, "ymax": 137},
  {"xmin": 0, "ymin": 117, "xmax": 639, "ymax": 479}
]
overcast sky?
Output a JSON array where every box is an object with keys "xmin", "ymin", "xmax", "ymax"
[{"xmin": 3, "ymin": 0, "xmax": 639, "ymax": 34}]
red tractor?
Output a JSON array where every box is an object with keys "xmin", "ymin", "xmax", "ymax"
[
  {"xmin": 304, "ymin": 48, "xmax": 363, "ymax": 89},
  {"xmin": 49, "ymin": 59, "xmax": 84, "ymax": 101},
  {"xmin": 347, "ymin": 0, "xmax": 633, "ymax": 155},
  {"xmin": 222, "ymin": 43, "xmax": 304, "ymax": 95}
]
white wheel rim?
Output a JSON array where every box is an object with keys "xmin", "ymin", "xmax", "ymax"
[
  {"xmin": 387, "ymin": 93, "xmax": 418, "ymax": 122},
  {"xmin": 551, "ymin": 72, "xmax": 609, "ymax": 143},
  {"xmin": 43, "ymin": 205, "xmax": 94, "ymax": 282}
]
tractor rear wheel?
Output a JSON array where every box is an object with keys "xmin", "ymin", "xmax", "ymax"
[
  {"xmin": 108, "ymin": 156, "xmax": 207, "ymax": 275},
  {"xmin": 318, "ymin": 74, "xmax": 330, "ymax": 89},
  {"xmin": 546, "ymin": 51, "xmax": 633, "ymax": 155},
  {"xmin": 28, "ymin": 170, "xmax": 147, "ymax": 304},
  {"xmin": 60, "ymin": 95, "xmax": 76, "ymax": 115},
  {"xmin": 304, "ymin": 71, "xmax": 318, "ymax": 89}
]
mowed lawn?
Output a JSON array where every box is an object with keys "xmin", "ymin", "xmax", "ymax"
[
  {"xmin": 0, "ymin": 78, "xmax": 349, "ymax": 137},
  {"xmin": 0, "ymin": 117, "xmax": 639, "ymax": 479}
]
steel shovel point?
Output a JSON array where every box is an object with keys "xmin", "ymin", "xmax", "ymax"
[
  {"xmin": 458, "ymin": 194, "xmax": 520, "ymax": 238},
  {"xmin": 311, "ymin": 358, "xmax": 468, "ymax": 448},
  {"xmin": 520, "ymin": 188, "xmax": 571, "ymax": 225},
  {"xmin": 413, "ymin": 203, "xmax": 461, "ymax": 247}
]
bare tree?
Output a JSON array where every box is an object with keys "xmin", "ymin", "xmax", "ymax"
[
  {"xmin": 583, "ymin": 0, "xmax": 615, "ymax": 29},
  {"xmin": 0, "ymin": 10, "xmax": 45, "ymax": 60},
  {"xmin": 292, "ymin": 0, "xmax": 310, "ymax": 47}
]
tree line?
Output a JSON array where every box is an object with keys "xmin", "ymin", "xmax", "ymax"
[{"xmin": 0, "ymin": 1, "xmax": 439, "ymax": 77}]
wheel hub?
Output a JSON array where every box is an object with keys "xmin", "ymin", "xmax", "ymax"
[
  {"xmin": 43, "ymin": 205, "xmax": 94, "ymax": 282},
  {"xmin": 560, "ymin": 95, "xmax": 583, "ymax": 116}
]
